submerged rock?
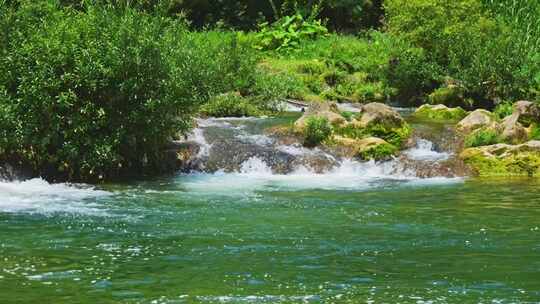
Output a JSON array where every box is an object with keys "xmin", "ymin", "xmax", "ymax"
[
  {"xmin": 460, "ymin": 140, "xmax": 540, "ymax": 177},
  {"xmin": 414, "ymin": 104, "xmax": 467, "ymax": 121},
  {"xmin": 457, "ymin": 109, "xmax": 496, "ymax": 133}
]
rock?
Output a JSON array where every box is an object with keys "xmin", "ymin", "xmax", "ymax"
[
  {"xmin": 460, "ymin": 140, "xmax": 540, "ymax": 177},
  {"xmin": 457, "ymin": 109, "xmax": 495, "ymax": 133},
  {"xmin": 513, "ymin": 100, "xmax": 540, "ymax": 126},
  {"xmin": 355, "ymin": 102, "xmax": 405, "ymax": 129},
  {"xmin": 500, "ymin": 113, "xmax": 528, "ymax": 144},
  {"xmin": 163, "ymin": 141, "xmax": 201, "ymax": 172},
  {"xmin": 334, "ymin": 136, "xmax": 396, "ymax": 160},
  {"xmin": 294, "ymin": 102, "xmax": 346, "ymax": 131},
  {"xmin": 414, "ymin": 104, "xmax": 467, "ymax": 121}
]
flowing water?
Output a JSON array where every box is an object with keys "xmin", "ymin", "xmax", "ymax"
[{"xmin": 1, "ymin": 114, "xmax": 540, "ymax": 303}]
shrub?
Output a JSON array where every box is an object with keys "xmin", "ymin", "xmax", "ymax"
[
  {"xmin": 352, "ymin": 82, "xmax": 388, "ymax": 103},
  {"xmin": 303, "ymin": 116, "xmax": 333, "ymax": 147},
  {"xmin": 200, "ymin": 94, "xmax": 262, "ymax": 118},
  {"xmin": 493, "ymin": 101, "xmax": 514, "ymax": 119},
  {"xmin": 464, "ymin": 128, "xmax": 501, "ymax": 147},
  {"xmin": 0, "ymin": 3, "xmax": 254, "ymax": 182}
]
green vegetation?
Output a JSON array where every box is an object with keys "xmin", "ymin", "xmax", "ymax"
[
  {"xmin": 464, "ymin": 128, "xmax": 501, "ymax": 148},
  {"xmin": 200, "ymin": 94, "xmax": 262, "ymax": 118},
  {"xmin": 358, "ymin": 142, "xmax": 398, "ymax": 161},
  {"xmin": 0, "ymin": 2, "xmax": 262, "ymax": 181},
  {"xmin": 493, "ymin": 101, "xmax": 514, "ymax": 119},
  {"xmin": 303, "ymin": 116, "xmax": 333, "ymax": 147}
]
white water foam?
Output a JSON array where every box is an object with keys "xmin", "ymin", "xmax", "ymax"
[
  {"xmin": 403, "ymin": 139, "xmax": 451, "ymax": 161},
  {"xmin": 180, "ymin": 157, "xmax": 461, "ymax": 195},
  {"xmin": 0, "ymin": 178, "xmax": 110, "ymax": 214}
]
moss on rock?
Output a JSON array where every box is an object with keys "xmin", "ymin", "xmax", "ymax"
[
  {"xmin": 460, "ymin": 141, "xmax": 540, "ymax": 177},
  {"xmin": 414, "ymin": 104, "xmax": 467, "ymax": 121}
]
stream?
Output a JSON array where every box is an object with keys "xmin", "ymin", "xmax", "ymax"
[{"xmin": 1, "ymin": 111, "xmax": 540, "ymax": 303}]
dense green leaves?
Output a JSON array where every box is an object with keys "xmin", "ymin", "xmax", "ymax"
[{"xmin": 0, "ymin": 2, "xmax": 255, "ymax": 181}]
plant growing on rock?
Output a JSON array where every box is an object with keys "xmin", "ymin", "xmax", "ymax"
[
  {"xmin": 358, "ymin": 142, "xmax": 398, "ymax": 161},
  {"xmin": 303, "ymin": 116, "xmax": 333, "ymax": 147}
]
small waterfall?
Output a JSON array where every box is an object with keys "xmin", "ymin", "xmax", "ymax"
[
  {"xmin": 403, "ymin": 139, "xmax": 451, "ymax": 161},
  {"xmin": 183, "ymin": 117, "xmax": 462, "ymax": 179}
]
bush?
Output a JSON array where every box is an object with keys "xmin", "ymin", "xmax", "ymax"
[
  {"xmin": 303, "ymin": 116, "xmax": 333, "ymax": 147},
  {"xmin": 0, "ymin": 3, "xmax": 254, "ymax": 182},
  {"xmin": 200, "ymin": 94, "xmax": 261, "ymax": 117}
]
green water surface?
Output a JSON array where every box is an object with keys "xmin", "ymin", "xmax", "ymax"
[{"xmin": 1, "ymin": 176, "xmax": 540, "ymax": 303}]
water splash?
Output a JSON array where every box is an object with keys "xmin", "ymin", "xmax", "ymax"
[
  {"xmin": 404, "ymin": 139, "xmax": 451, "ymax": 161},
  {"xmin": 179, "ymin": 157, "xmax": 462, "ymax": 195},
  {"xmin": 0, "ymin": 178, "xmax": 110, "ymax": 215}
]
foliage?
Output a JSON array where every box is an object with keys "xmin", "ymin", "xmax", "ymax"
[
  {"xmin": 254, "ymin": 13, "xmax": 328, "ymax": 52},
  {"xmin": 303, "ymin": 116, "xmax": 333, "ymax": 147},
  {"xmin": 0, "ymin": 2, "xmax": 256, "ymax": 181},
  {"xmin": 493, "ymin": 101, "xmax": 514, "ymax": 119},
  {"xmin": 200, "ymin": 94, "xmax": 262, "ymax": 118},
  {"xmin": 385, "ymin": 0, "xmax": 539, "ymax": 104},
  {"xmin": 464, "ymin": 128, "xmax": 500, "ymax": 148}
]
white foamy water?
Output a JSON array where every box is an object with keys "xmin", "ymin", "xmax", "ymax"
[
  {"xmin": 0, "ymin": 178, "xmax": 110, "ymax": 214},
  {"xmin": 403, "ymin": 139, "xmax": 451, "ymax": 161},
  {"xmin": 179, "ymin": 157, "xmax": 461, "ymax": 195}
]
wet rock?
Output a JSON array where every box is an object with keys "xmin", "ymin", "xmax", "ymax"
[
  {"xmin": 294, "ymin": 102, "xmax": 346, "ymax": 131},
  {"xmin": 396, "ymin": 155, "xmax": 470, "ymax": 178},
  {"xmin": 457, "ymin": 109, "xmax": 496, "ymax": 133},
  {"xmin": 163, "ymin": 141, "xmax": 201, "ymax": 172},
  {"xmin": 414, "ymin": 104, "xmax": 467, "ymax": 121},
  {"xmin": 460, "ymin": 140, "xmax": 540, "ymax": 177}
]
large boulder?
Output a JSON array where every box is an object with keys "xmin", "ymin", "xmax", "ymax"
[
  {"xmin": 460, "ymin": 140, "xmax": 540, "ymax": 177},
  {"xmin": 457, "ymin": 109, "xmax": 496, "ymax": 133},
  {"xmin": 500, "ymin": 113, "xmax": 528, "ymax": 144},
  {"xmin": 355, "ymin": 102, "xmax": 405, "ymax": 129},
  {"xmin": 294, "ymin": 102, "xmax": 346, "ymax": 131},
  {"xmin": 414, "ymin": 104, "xmax": 467, "ymax": 121},
  {"xmin": 513, "ymin": 100, "xmax": 540, "ymax": 126}
]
